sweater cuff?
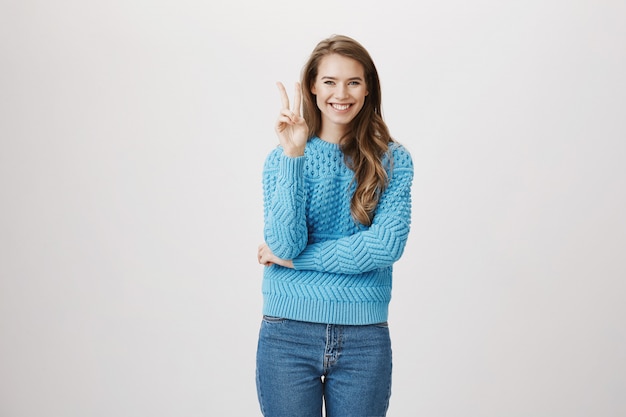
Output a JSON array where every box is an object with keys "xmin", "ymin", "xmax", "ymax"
[
  {"xmin": 292, "ymin": 246, "xmax": 320, "ymax": 270},
  {"xmin": 278, "ymin": 154, "xmax": 305, "ymax": 182}
]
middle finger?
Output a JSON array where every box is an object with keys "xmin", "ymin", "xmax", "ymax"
[{"xmin": 293, "ymin": 82, "xmax": 302, "ymax": 116}]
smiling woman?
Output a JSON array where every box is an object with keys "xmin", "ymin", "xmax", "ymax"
[
  {"xmin": 255, "ymin": 34, "xmax": 414, "ymax": 417},
  {"xmin": 311, "ymin": 54, "xmax": 369, "ymax": 140},
  {"xmin": 2, "ymin": 2, "xmax": 625, "ymax": 417}
]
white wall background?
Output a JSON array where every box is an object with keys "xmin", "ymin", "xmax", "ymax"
[{"xmin": 1, "ymin": 1, "xmax": 625, "ymax": 416}]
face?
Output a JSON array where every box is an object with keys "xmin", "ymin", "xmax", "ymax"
[{"xmin": 311, "ymin": 53, "xmax": 368, "ymax": 133}]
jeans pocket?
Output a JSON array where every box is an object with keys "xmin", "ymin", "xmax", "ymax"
[{"xmin": 262, "ymin": 315, "xmax": 286, "ymax": 323}]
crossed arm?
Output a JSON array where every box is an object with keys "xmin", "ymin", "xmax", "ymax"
[{"xmin": 259, "ymin": 153, "xmax": 413, "ymax": 274}]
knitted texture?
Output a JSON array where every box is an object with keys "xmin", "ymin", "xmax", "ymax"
[{"xmin": 262, "ymin": 137, "xmax": 413, "ymax": 325}]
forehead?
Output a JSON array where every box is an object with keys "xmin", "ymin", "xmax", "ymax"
[{"xmin": 316, "ymin": 54, "xmax": 365, "ymax": 78}]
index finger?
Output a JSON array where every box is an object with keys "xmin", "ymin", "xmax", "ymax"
[
  {"xmin": 293, "ymin": 82, "xmax": 302, "ymax": 116},
  {"xmin": 276, "ymin": 82, "xmax": 290, "ymax": 110}
]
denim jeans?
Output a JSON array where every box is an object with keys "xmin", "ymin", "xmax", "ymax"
[{"xmin": 256, "ymin": 316, "xmax": 392, "ymax": 417}]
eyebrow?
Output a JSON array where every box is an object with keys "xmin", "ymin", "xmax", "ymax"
[{"xmin": 320, "ymin": 76, "xmax": 364, "ymax": 81}]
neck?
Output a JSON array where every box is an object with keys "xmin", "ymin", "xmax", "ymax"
[{"xmin": 318, "ymin": 124, "xmax": 348, "ymax": 144}]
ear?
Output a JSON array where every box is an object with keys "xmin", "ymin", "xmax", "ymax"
[{"xmin": 311, "ymin": 83, "xmax": 317, "ymax": 95}]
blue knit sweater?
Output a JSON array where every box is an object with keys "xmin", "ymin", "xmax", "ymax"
[{"xmin": 262, "ymin": 136, "xmax": 413, "ymax": 325}]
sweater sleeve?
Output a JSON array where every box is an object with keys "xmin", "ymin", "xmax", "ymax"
[
  {"xmin": 292, "ymin": 146, "xmax": 413, "ymax": 274},
  {"xmin": 262, "ymin": 148, "xmax": 308, "ymax": 259}
]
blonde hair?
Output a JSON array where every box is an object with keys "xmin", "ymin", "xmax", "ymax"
[{"xmin": 301, "ymin": 35, "xmax": 393, "ymax": 226}]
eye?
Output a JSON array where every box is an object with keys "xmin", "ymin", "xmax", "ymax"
[
  {"xmin": 324, "ymin": 80, "xmax": 335, "ymax": 85},
  {"xmin": 348, "ymin": 81, "xmax": 361, "ymax": 86}
]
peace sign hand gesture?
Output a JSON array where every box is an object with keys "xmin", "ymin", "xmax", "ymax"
[{"xmin": 275, "ymin": 82, "xmax": 308, "ymax": 157}]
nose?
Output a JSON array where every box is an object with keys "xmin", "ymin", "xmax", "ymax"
[{"xmin": 335, "ymin": 83, "xmax": 349, "ymax": 100}]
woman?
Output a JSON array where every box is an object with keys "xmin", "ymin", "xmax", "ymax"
[{"xmin": 256, "ymin": 34, "xmax": 413, "ymax": 417}]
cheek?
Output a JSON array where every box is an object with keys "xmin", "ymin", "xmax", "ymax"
[{"xmin": 315, "ymin": 94, "xmax": 325, "ymax": 109}]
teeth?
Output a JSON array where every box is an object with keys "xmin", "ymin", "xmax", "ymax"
[{"xmin": 332, "ymin": 104, "xmax": 350, "ymax": 111}]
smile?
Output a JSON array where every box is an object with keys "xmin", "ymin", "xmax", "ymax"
[{"xmin": 331, "ymin": 103, "xmax": 352, "ymax": 111}]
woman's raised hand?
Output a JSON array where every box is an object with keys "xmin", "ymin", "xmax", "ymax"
[{"xmin": 275, "ymin": 82, "xmax": 308, "ymax": 157}]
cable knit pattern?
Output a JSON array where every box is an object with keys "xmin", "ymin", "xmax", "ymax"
[{"xmin": 262, "ymin": 137, "xmax": 413, "ymax": 325}]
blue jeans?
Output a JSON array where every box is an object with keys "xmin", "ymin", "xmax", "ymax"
[{"xmin": 256, "ymin": 316, "xmax": 392, "ymax": 417}]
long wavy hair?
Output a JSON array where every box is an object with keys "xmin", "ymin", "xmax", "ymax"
[{"xmin": 301, "ymin": 35, "xmax": 394, "ymax": 226}]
